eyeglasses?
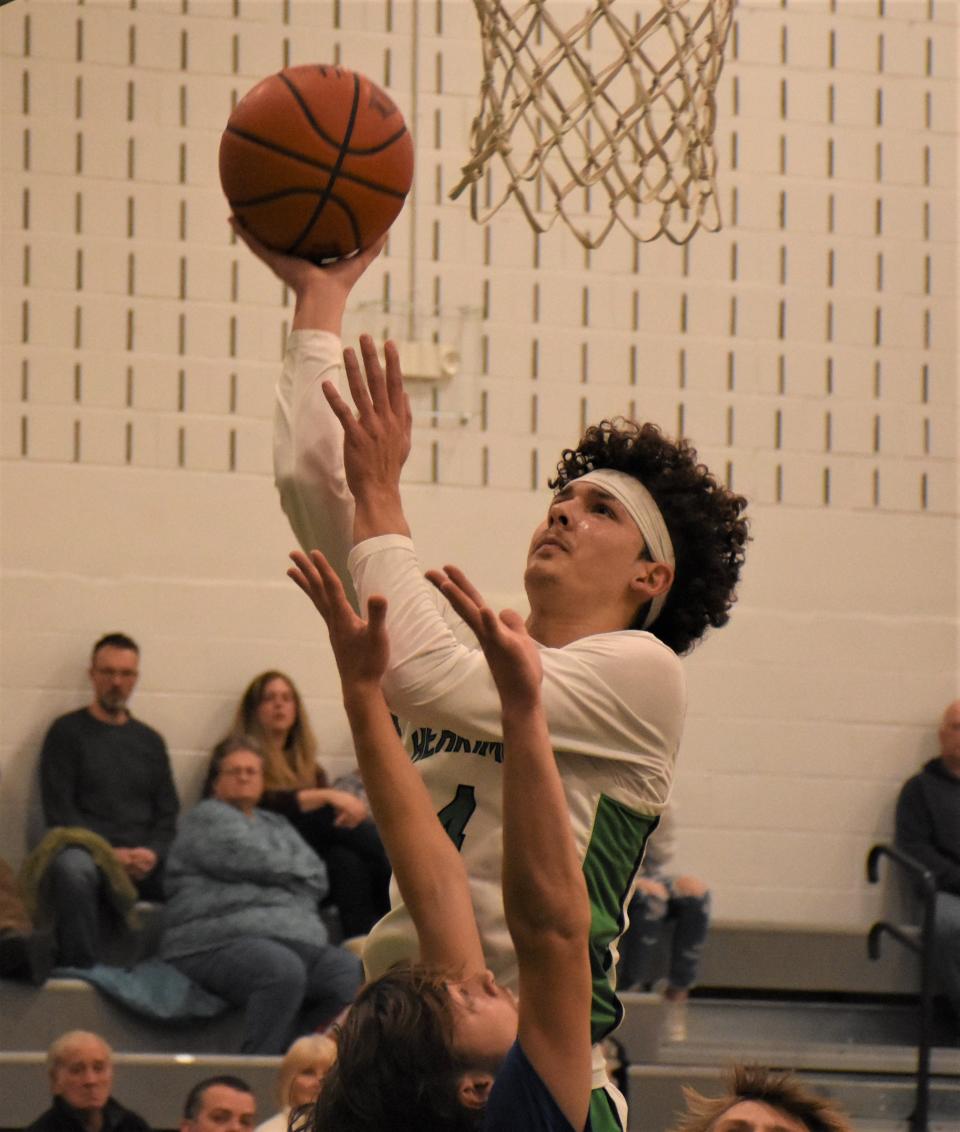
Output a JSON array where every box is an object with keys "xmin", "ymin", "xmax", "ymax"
[{"xmin": 93, "ymin": 667, "xmax": 139, "ymax": 679}]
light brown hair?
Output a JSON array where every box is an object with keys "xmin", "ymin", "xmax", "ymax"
[
  {"xmin": 675, "ymin": 1065, "xmax": 853, "ymax": 1132},
  {"xmin": 233, "ymin": 670, "xmax": 326, "ymax": 791}
]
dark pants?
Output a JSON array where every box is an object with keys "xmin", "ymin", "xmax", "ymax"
[
  {"xmin": 619, "ymin": 877, "xmax": 711, "ymax": 992},
  {"xmin": 172, "ymin": 936, "xmax": 362, "ymax": 1054},
  {"xmin": 48, "ymin": 846, "xmax": 164, "ymax": 968},
  {"xmin": 291, "ymin": 811, "xmax": 391, "ymax": 938}
]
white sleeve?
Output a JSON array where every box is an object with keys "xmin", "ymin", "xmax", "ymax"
[
  {"xmin": 641, "ymin": 800, "xmax": 677, "ymax": 874},
  {"xmin": 274, "ymin": 328, "xmax": 356, "ymax": 596},
  {"xmin": 348, "ymin": 536, "xmax": 685, "ymax": 784}
]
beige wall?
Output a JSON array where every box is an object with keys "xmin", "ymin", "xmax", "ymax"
[{"xmin": 1, "ymin": 0, "xmax": 957, "ymax": 926}]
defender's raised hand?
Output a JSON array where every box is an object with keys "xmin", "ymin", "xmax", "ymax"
[
  {"xmin": 426, "ymin": 565, "xmax": 543, "ymax": 711},
  {"xmin": 288, "ymin": 548, "xmax": 388, "ymax": 690},
  {"xmin": 321, "ymin": 335, "xmax": 413, "ymax": 541}
]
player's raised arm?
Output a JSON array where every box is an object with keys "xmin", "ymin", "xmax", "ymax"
[
  {"xmin": 428, "ymin": 565, "xmax": 593, "ymax": 1132},
  {"xmin": 288, "ymin": 549, "xmax": 485, "ymax": 975}
]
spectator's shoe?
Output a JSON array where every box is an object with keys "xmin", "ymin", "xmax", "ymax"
[
  {"xmin": 654, "ymin": 980, "xmax": 689, "ymax": 1042},
  {"xmin": 0, "ymin": 928, "xmax": 55, "ymax": 985},
  {"xmin": 663, "ymin": 995, "xmax": 688, "ymax": 1042}
]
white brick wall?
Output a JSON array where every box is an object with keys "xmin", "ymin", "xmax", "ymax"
[{"xmin": 1, "ymin": 0, "xmax": 957, "ymax": 930}]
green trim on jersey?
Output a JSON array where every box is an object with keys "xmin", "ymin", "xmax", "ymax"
[
  {"xmin": 582, "ymin": 795, "xmax": 658, "ymax": 1044},
  {"xmin": 589, "ymin": 1085, "xmax": 626, "ymax": 1132}
]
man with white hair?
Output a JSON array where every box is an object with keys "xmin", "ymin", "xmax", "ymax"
[{"xmin": 25, "ymin": 1030, "xmax": 149, "ymax": 1132}]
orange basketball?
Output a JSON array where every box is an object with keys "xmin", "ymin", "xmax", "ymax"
[{"xmin": 219, "ymin": 65, "xmax": 414, "ymax": 263}]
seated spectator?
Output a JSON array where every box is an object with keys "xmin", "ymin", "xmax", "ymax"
[
  {"xmin": 674, "ymin": 1064, "xmax": 852, "ymax": 1132},
  {"xmin": 618, "ymin": 803, "xmax": 710, "ymax": 1042},
  {"xmin": 181, "ymin": 1075, "xmax": 256, "ymax": 1132},
  {"xmin": 25, "ymin": 1029, "xmax": 150, "ymax": 1132},
  {"xmin": 895, "ymin": 698, "xmax": 960, "ymax": 1025},
  {"xmin": 38, "ymin": 632, "xmax": 179, "ymax": 967},
  {"xmin": 228, "ymin": 670, "xmax": 390, "ymax": 939},
  {"xmin": 160, "ymin": 736, "xmax": 362, "ymax": 1054},
  {"xmin": 254, "ymin": 1034, "xmax": 337, "ymax": 1132}
]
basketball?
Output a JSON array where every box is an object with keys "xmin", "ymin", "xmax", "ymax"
[{"xmin": 219, "ymin": 64, "xmax": 414, "ymax": 263}]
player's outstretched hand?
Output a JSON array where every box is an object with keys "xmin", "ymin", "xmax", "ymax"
[
  {"xmin": 230, "ymin": 217, "xmax": 386, "ymax": 300},
  {"xmin": 426, "ymin": 565, "xmax": 542, "ymax": 710},
  {"xmin": 322, "ymin": 335, "xmax": 412, "ymax": 507},
  {"xmin": 288, "ymin": 549, "xmax": 389, "ymax": 690}
]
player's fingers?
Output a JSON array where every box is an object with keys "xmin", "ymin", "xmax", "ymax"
[
  {"xmin": 287, "ymin": 564, "xmax": 328, "ymax": 617},
  {"xmin": 342, "ymin": 346, "xmax": 376, "ymax": 422},
  {"xmin": 427, "ymin": 570, "xmax": 484, "ymax": 633},
  {"xmin": 322, "ymin": 380, "xmax": 362, "ymax": 434},
  {"xmin": 309, "ymin": 550, "xmax": 350, "ymax": 609},
  {"xmin": 366, "ymin": 594, "xmax": 388, "ymax": 633},
  {"xmin": 288, "ymin": 550, "xmax": 326, "ymax": 594},
  {"xmin": 441, "ymin": 564, "xmax": 486, "ymax": 609},
  {"xmin": 498, "ymin": 608, "xmax": 527, "ymax": 634},
  {"xmin": 361, "ymin": 335, "xmax": 391, "ymax": 414},
  {"xmin": 383, "ymin": 340, "xmax": 406, "ymax": 419},
  {"xmin": 479, "ymin": 607, "xmax": 504, "ymax": 639},
  {"xmin": 289, "ymin": 549, "xmax": 331, "ymax": 602}
]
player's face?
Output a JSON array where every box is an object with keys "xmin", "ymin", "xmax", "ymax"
[
  {"xmin": 51, "ymin": 1035, "xmax": 112, "ymax": 1112},
  {"xmin": 447, "ymin": 971, "xmax": 518, "ymax": 1065},
  {"xmin": 256, "ymin": 677, "xmax": 298, "ymax": 739},
  {"xmin": 181, "ymin": 1084, "xmax": 256, "ymax": 1132},
  {"xmin": 938, "ymin": 701, "xmax": 960, "ymax": 777},
  {"xmin": 708, "ymin": 1100, "xmax": 812, "ymax": 1132},
  {"xmin": 525, "ymin": 481, "xmax": 647, "ymax": 611},
  {"xmin": 213, "ymin": 750, "xmax": 264, "ymax": 814},
  {"xmin": 89, "ymin": 646, "xmax": 139, "ymax": 716}
]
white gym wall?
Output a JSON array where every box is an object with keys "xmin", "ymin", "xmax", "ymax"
[{"xmin": 1, "ymin": 0, "xmax": 957, "ymax": 927}]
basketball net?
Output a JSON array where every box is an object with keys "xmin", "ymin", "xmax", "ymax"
[{"xmin": 450, "ymin": 0, "xmax": 735, "ymax": 247}]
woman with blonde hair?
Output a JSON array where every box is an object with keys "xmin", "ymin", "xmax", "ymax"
[
  {"xmin": 254, "ymin": 1033, "xmax": 338, "ymax": 1132},
  {"xmin": 227, "ymin": 670, "xmax": 390, "ymax": 939}
]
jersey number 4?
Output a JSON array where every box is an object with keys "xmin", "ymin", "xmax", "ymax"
[{"xmin": 437, "ymin": 784, "xmax": 476, "ymax": 849}]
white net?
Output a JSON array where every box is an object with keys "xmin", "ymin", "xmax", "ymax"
[{"xmin": 450, "ymin": 0, "xmax": 735, "ymax": 247}]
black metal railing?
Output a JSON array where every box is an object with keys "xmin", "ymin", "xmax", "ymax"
[{"xmin": 866, "ymin": 842, "xmax": 938, "ymax": 1132}]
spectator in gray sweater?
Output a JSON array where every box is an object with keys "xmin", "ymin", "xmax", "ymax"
[{"xmin": 159, "ymin": 736, "xmax": 362, "ymax": 1053}]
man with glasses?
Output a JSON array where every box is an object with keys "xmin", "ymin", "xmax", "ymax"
[{"xmin": 39, "ymin": 632, "xmax": 179, "ymax": 966}]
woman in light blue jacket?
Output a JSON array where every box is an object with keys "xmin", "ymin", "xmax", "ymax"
[{"xmin": 160, "ymin": 736, "xmax": 362, "ymax": 1053}]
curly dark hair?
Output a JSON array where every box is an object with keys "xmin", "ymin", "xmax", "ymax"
[
  {"xmin": 312, "ymin": 963, "xmax": 484, "ymax": 1132},
  {"xmin": 551, "ymin": 420, "xmax": 749, "ymax": 655}
]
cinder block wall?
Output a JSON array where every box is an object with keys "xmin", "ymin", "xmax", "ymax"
[{"xmin": 1, "ymin": 0, "xmax": 957, "ymax": 927}]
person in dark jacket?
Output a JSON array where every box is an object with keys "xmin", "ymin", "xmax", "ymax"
[
  {"xmin": 39, "ymin": 632, "xmax": 179, "ymax": 967},
  {"xmin": 895, "ymin": 699, "xmax": 960, "ymax": 1022},
  {"xmin": 25, "ymin": 1030, "xmax": 150, "ymax": 1132}
]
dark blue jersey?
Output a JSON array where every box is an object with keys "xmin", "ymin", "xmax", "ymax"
[{"xmin": 484, "ymin": 1042, "xmax": 592, "ymax": 1132}]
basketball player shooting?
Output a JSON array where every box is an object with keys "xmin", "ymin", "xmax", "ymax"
[
  {"xmin": 289, "ymin": 549, "xmax": 592, "ymax": 1131},
  {"xmin": 236, "ymin": 223, "xmax": 748, "ymax": 1128}
]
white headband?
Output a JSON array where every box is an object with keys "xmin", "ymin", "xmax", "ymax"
[{"xmin": 576, "ymin": 469, "xmax": 675, "ymax": 630}]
